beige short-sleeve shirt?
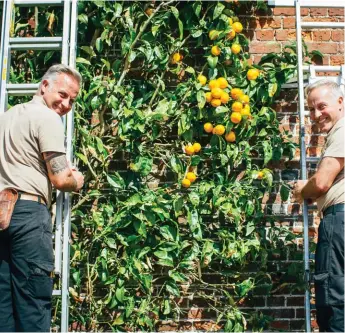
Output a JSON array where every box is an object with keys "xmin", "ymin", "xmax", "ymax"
[
  {"xmin": 0, "ymin": 96, "xmax": 65, "ymax": 206},
  {"xmin": 316, "ymin": 117, "xmax": 345, "ymax": 212}
]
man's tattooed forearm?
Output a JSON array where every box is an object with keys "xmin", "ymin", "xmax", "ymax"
[
  {"xmin": 44, "ymin": 152, "xmax": 64, "ymax": 163},
  {"xmin": 49, "ymin": 155, "xmax": 68, "ymax": 175}
]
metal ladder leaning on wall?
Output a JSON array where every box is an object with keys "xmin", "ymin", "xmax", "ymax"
[
  {"xmin": 0, "ymin": 0, "xmax": 78, "ymax": 331},
  {"xmin": 294, "ymin": 0, "xmax": 345, "ymax": 332}
]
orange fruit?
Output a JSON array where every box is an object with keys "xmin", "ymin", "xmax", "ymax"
[
  {"xmin": 217, "ymin": 77, "xmax": 228, "ymax": 89},
  {"xmin": 186, "ymin": 172, "xmax": 197, "ymax": 183},
  {"xmin": 241, "ymin": 104, "xmax": 251, "ymax": 116},
  {"xmin": 185, "ymin": 145, "xmax": 195, "ymax": 155},
  {"xmin": 171, "ymin": 53, "xmax": 182, "ymax": 64},
  {"xmin": 145, "ymin": 8, "xmax": 153, "ymax": 16},
  {"xmin": 182, "ymin": 178, "xmax": 191, "ymax": 188},
  {"xmin": 192, "ymin": 142, "xmax": 201, "ymax": 153},
  {"xmin": 226, "ymin": 30, "xmax": 236, "ymax": 40},
  {"xmin": 211, "ymin": 87, "xmax": 222, "ymax": 99},
  {"xmin": 220, "ymin": 91, "xmax": 230, "ymax": 104},
  {"xmin": 208, "ymin": 30, "xmax": 219, "ymax": 40},
  {"xmin": 230, "ymin": 112, "xmax": 242, "ymax": 124},
  {"xmin": 205, "ymin": 92, "xmax": 212, "ymax": 103},
  {"xmin": 225, "ymin": 131, "xmax": 236, "ymax": 143},
  {"xmin": 208, "ymin": 79, "xmax": 219, "ymax": 90},
  {"xmin": 230, "ymin": 88, "xmax": 243, "ymax": 100},
  {"xmin": 211, "ymin": 45, "xmax": 221, "ymax": 56},
  {"xmin": 213, "ymin": 124, "xmax": 226, "ymax": 136},
  {"xmin": 232, "ymin": 22, "xmax": 243, "ymax": 33},
  {"xmin": 231, "ymin": 101, "xmax": 243, "ymax": 112},
  {"xmin": 204, "ymin": 123, "xmax": 214, "ymax": 133},
  {"xmin": 228, "ymin": 17, "xmax": 233, "ymax": 25},
  {"xmin": 231, "ymin": 43, "xmax": 241, "ymax": 54},
  {"xmin": 239, "ymin": 94, "xmax": 250, "ymax": 104},
  {"xmin": 247, "ymin": 68, "xmax": 260, "ymax": 81},
  {"xmin": 211, "ymin": 99, "xmax": 222, "ymax": 108},
  {"xmin": 257, "ymin": 171, "xmax": 264, "ymax": 179},
  {"xmin": 197, "ymin": 75, "xmax": 207, "ymax": 86}
]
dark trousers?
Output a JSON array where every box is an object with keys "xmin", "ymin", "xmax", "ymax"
[
  {"xmin": 0, "ymin": 200, "xmax": 54, "ymax": 332},
  {"xmin": 315, "ymin": 204, "xmax": 344, "ymax": 332}
]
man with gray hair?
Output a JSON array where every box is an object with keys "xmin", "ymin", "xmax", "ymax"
[
  {"xmin": 0, "ymin": 64, "xmax": 84, "ymax": 331},
  {"xmin": 292, "ymin": 79, "xmax": 344, "ymax": 332}
]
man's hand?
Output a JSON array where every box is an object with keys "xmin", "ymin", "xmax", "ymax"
[
  {"xmin": 71, "ymin": 169, "xmax": 84, "ymax": 191},
  {"xmin": 290, "ymin": 180, "xmax": 308, "ymax": 203}
]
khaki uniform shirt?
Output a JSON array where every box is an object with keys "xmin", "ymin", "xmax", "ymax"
[
  {"xmin": 317, "ymin": 117, "xmax": 345, "ymax": 212},
  {"xmin": 0, "ymin": 96, "xmax": 65, "ymax": 206}
]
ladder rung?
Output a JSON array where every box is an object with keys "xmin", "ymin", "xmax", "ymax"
[
  {"xmin": 7, "ymin": 83, "xmax": 39, "ymax": 96},
  {"xmin": 303, "ymin": 65, "xmax": 343, "ymax": 72},
  {"xmin": 10, "ymin": 37, "xmax": 62, "ymax": 51},
  {"xmin": 53, "ymin": 289, "xmax": 62, "ymax": 296},
  {"xmin": 301, "ymin": 22, "xmax": 345, "ymax": 29},
  {"xmin": 306, "ymin": 157, "xmax": 320, "ymax": 163},
  {"xmin": 14, "ymin": 0, "xmax": 64, "ymax": 6}
]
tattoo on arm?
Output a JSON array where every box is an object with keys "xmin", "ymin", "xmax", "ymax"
[{"xmin": 44, "ymin": 152, "xmax": 68, "ymax": 175}]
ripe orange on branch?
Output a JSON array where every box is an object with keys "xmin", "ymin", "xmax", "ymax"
[
  {"xmin": 225, "ymin": 131, "xmax": 236, "ymax": 143},
  {"xmin": 213, "ymin": 125, "xmax": 226, "ymax": 136},
  {"xmin": 192, "ymin": 143, "xmax": 201, "ymax": 153},
  {"xmin": 231, "ymin": 43, "xmax": 241, "ymax": 54},
  {"xmin": 171, "ymin": 53, "xmax": 183, "ymax": 64},
  {"xmin": 239, "ymin": 94, "xmax": 250, "ymax": 104},
  {"xmin": 186, "ymin": 172, "xmax": 197, "ymax": 183},
  {"xmin": 197, "ymin": 75, "xmax": 207, "ymax": 86},
  {"xmin": 185, "ymin": 145, "xmax": 195, "ymax": 156},
  {"xmin": 182, "ymin": 178, "xmax": 191, "ymax": 188},
  {"xmin": 232, "ymin": 22, "xmax": 243, "ymax": 33},
  {"xmin": 241, "ymin": 104, "xmax": 251, "ymax": 116},
  {"xmin": 209, "ymin": 79, "xmax": 219, "ymax": 90},
  {"xmin": 230, "ymin": 112, "xmax": 242, "ymax": 124},
  {"xmin": 211, "ymin": 87, "xmax": 222, "ymax": 99},
  {"xmin": 231, "ymin": 101, "xmax": 243, "ymax": 112},
  {"xmin": 211, "ymin": 45, "xmax": 221, "ymax": 56},
  {"xmin": 220, "ymin": 91, "xmax": 230, "ymax": 104},
  {"xmin": 205, "ymin": 92, "xmax": 212, "ymax": 103},
  {"xmin": 231, "ymin": 88, "xmax": 243, "ymax": 100},
  {"xmin": 204, "ymin": 123, "xmax": 214, "ymax": 133},
  {"xmin": 208, "ymin": 30, "xmax": 219, "ymax": 40},
  {"xmin": 226, "ymin": 30, "xmax": 236, "ymax": 40},
  {"xmin": 211, "ymin": 99, "xmax": 221, "ymax": 108},
  {"xmin": 217, "ymin": 77, "xmax": 228, "ymax": 89},
  {"xmin": 247, "ymin": 68, "xmax": 260, "ymax": 80}
]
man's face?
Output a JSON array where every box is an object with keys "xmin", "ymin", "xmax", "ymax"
[
  {"xmin": 41, "ymin": 73, "xmax": 80, "ymax": 117},
  {"xmin": 307, "ymin": 87, "xmax": 344, "ymax": 133}
]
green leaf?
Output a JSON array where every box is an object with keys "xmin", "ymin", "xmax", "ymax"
[
  {"xmin": 192, "ymin": 1, "xmax": 202, "ymax": 18},
  {"xmin": 268, "ymin": 82, "xmax": 278, "ymax": 97},
  {"xmin": 280, "ymin": 183, "xmax": 290, "ymax": 202},
  {"xmin": 115, "ymin": 287, "xmax": 125, "ymax": 303},
  {"xmin": 213, "ymin": 2, "xmax": 225, "ymax": 20},
  {"xmin": 78, "ymin": 13, "xmax": 88, "ymax": 24},
  {"xmin": 246, "ymin": 222, "xmax": 255, "ymax": 236},
  {"xmin": 197, "ymin": 90, "xmax": 206, "ymax": 109},
  {"xmin": 188, "ymin": 192, "xmax": 200, "ymax": 206},
  {"xmin": 160, "ymin": 225, "xmax": 177, "ymax": 241},
  {"xmin": 107, "ymin": 173, "xmax": 125, "ymax": 189},
  {"xmin": 207, "ymin": 55, "xmax": 218, "ymax": 69},
  {"xmin": 76, "ymin": 57, "xmax": 91, "ymax": 65}
]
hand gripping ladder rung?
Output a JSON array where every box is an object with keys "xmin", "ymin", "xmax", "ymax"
[
  {"xmin": 0, "ymin": 1, "xmax": 78, "ymax": 332},
  {"xmin": 295, "ymin": 1, "xmax": 345, "ymax": 332}
]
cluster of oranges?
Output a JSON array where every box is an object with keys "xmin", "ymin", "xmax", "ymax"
[
  {"xmin": 199, "ymin": 76, "xmax": 230, "ymax": 108},
  {"xmin": 182, "ymin": 170, "xmax": 197, "ymax": 188},
  {"xmin": 184, "ymin": 142, "xmax": 201, "ymax": 156},
  {"xmin": 204, "ymin": 123, "xmax": 236, "ymax": 143}
]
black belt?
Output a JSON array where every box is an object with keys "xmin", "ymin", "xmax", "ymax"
[{"xmin": 323, "ymin": 203, "xmax": 345, "ymax": 216}]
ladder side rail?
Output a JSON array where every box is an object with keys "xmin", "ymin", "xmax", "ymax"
[
  {"xmin": 296, "ymin": 1, "xmax": 311, "ymax": 332},
  {"xmin": 61, "ymin": 0, "xmax": 76, "ymax": 331},
  {"xmin": 0, "ymin": 0, "xmax": 14, "ymax": 113}
]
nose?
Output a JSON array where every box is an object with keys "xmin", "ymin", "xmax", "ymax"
[{"xmin": 62, "ymin": 98, "xmax": 71, "ymax": 110}]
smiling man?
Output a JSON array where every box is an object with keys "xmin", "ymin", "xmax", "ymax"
[
  {"xmin": 0, "ymin": 64, "xmax": 84, "ymax": 332},
  {"xmin": 292, "ymin": 79, "xmax": 344, "ymax": 332}
]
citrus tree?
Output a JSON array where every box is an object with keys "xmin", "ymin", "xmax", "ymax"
[{"xmin": 3, "ymin": 1, "xmax": 302, "ymax": 331}]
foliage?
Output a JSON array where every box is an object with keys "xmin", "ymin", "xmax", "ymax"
[{"xmin": 4, "ymin": 1, "xmax": 304, "ymax": 331}]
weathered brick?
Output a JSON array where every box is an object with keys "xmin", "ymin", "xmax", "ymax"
[
  {"xmin": 287, "ymin": 296, "xmax": 305, "ymax": 307},
  {"xmin": 339, "ymin": 43, "xmax": 344, "ymax": 53},
  {"xmin": 267, "ymin": 296, "xmax": 285, "ymax": 306},
  {"xmin": 269, "ymin": 320, "xmax": 290, "ymax": 330},
  {"xmin": 249, "ymin": 42, "xmax": 281, "ymax": 54},
  {"xmin": 305, "ymin": 42, "xmax": 338, "ymax": 54},
  {"xmin": 313, "ymin": 30, "xmax": 331, "ymax": 42},
  {"xmin": 253, "ymin": 17, "xmax": 282, "ymax": 29},
  {"xmin": 329, "ymin": 8, "xmax": 344, "ymax": 16},
  {"xmin": 331, "ymin": 30, "xmax": 344, "ymax": 42},
  {"xmin": 290, "ymin": 319, "xmax": 305, "ymax": 330},
  {"xmin": 330, "ymin": 55, "xmax": 345, "ymax": 66},
  {"xmin": 310, "ymin": 8, "xmax": 327, "ymax": 17},
  {"xmin": 283, "ymin": 17, "xmax": 295, "ymax": 29},
  {"xmin": 256, "ymin": 30, "xmax": 275, "ymax": 41},
  {"xmin": 273, "ymin": 7, "xmax": 295, "ymax": 16}
]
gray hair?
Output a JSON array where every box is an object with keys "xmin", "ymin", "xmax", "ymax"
[
  {"xmin": 37, "ymin": 64, "xmax": 82, "ymax": 92},
  {"xmin": 305, "ymin": 79, "xmax": 344, "ymax": 99}
]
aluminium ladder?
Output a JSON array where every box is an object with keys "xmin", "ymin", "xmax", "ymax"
[
  {"xmin": 0, "ymin": 0, "xmax": 78, "ymax": 331},
  {"xmin": 294, "ymin": 1, "xmax": 345, "ymax": 332}
]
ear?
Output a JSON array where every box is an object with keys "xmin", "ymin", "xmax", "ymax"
[{"xmin": 41, "ymin": 79, "xmax": 49, "ymax": 94}]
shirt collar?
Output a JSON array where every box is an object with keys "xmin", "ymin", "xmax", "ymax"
[{"xmin": 31, "ymin": 95, "xmax": 48, "ymax": 107}]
